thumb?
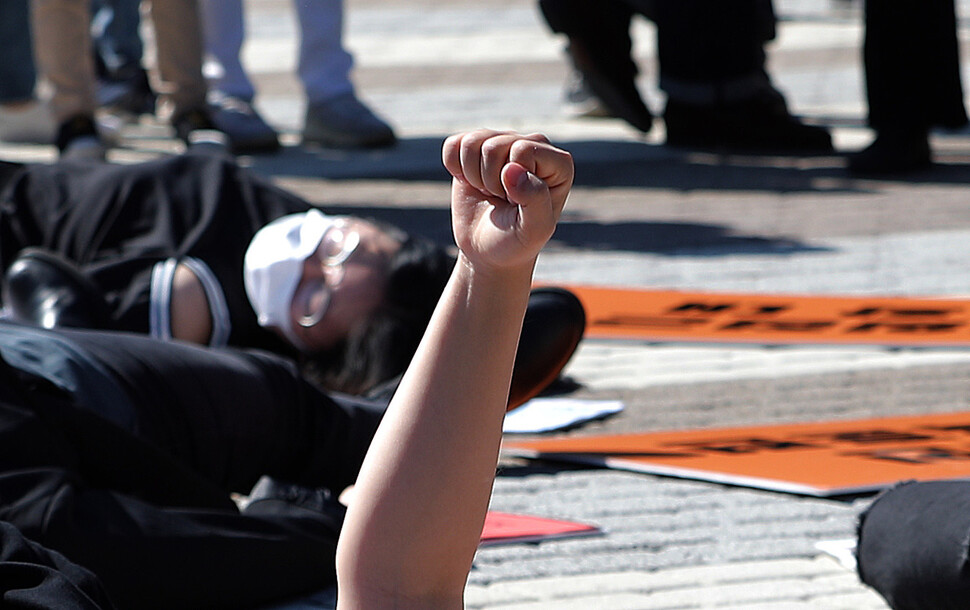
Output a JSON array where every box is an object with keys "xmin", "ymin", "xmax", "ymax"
[{"xmin": 501, "ymin": 162, "xmax": 548, "ymax": 208}]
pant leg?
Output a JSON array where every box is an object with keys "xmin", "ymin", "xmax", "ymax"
[
  {"xmin": 0, "ymin": 520, "xmax": 116, "ymax": 610},
  {"xmin": 30, "ymin": 0, "xmax": 99, "ymax": 122},
  {"xmin": 864, "ymin": 0, "xmax": 968, "ymax": 131},
  {"xmin": 857, "ymin": 480, "xmax": 970, "ymax": 610},
  {"xmin": 650, "ymin": 0, "xmax": 773, "ymax": 104},
  {"xmin": 0, "ymin": 363, "xmax": 345, "ymax": 609},
  {"xmin": 200, "ymin": 0, "xmax": 257, "ymax": 101},
  {"xmin": 90, "ymin": 0, "xmax": 146, "ymax": 81},
  {"xmin": 0, "ymin": 468, "xmax": 341, "ymax": 610},
  {"xmin": 538, "ymin": 0, "xmax": 639, "ymax": 87},
  {"xmin": 145, "ymin": 0, "xmax": 208, "ymax": 120},
  {"xmin": 0, "ymin": 0, "xmax": 39, "ymax": 103},
  {"xmin": 295, "ymin": 0, "xmax": 354, "ymax": 104}
]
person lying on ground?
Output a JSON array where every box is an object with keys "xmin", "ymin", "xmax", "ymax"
[
  {"xmin": 0, "ymin": 150, "xmax": 584, "ymax": 405},
  {"xmin": 0, "ymin": 129, "xmax": 574, "ymax": 609},
  {"xmin": 0, "ymin": 318, "xmax": 384, "ymax": 608}
]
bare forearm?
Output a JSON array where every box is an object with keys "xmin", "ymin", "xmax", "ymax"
[
  {"xmin": 335, "ymin": 130, "xmax": 573, "ymax": 608},
  {"xmin": 337, "ymin": 254, "xmax": 534, "ymax": 606}
]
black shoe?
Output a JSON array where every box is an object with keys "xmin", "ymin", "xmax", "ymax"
[
  {"xmin": 364, "ymin": 287, "xmax": 587, "ymax": 411},
  {"xmin": 171, "ymin": 107, "xmax": 230, "ymax": 152},
  {"xmin": 664, "ymin": 97, "xmax": 833, "ymax": 154},
  {"xmin": 209, "ymin": 95, "xmax": 280, "ymax": 155},
  {"xmin": 244, "ymin": 476, "xmax": 345, "ymax": 537},
  {"xmin": 54, "ymin": 115, "xmax": 106, "ymax": 161},
  {"xmin": 565, "ymin": 42, "xmax": 653, "ymax": 133},
  {"xmin": 847, "ymin": 129, "xmax": 932, "ymax": 175},
  {"xmin": 2, "ymin": 248, "xmax": 109, "ymax": 329},
  {"xmin": 508, "ymin": 287, "xmax": 586, "ymax": 410},
  {"xmin": 97, "ymin": 68, "xmax": 157, "ymax": 118}
]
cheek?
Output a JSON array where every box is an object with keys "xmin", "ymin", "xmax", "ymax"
[
  {"xmin": 300, "ymin": 322, "xmax": 341, "ymax": 352},
  {"xmin": 294, "ymin": 267, "xmax": 387, "ymax": 352}
]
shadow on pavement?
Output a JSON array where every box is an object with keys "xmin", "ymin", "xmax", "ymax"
[
  {"xmin": 243, "ymin": 135, "xmax": 970, "ymax": 193},
  {"xmin": 548, "ymin": 220, "xmax": 829, "ymax": 255},
  {"xmin": 316, "ymin": 203, "xmax": 828, "ymax": 256}
]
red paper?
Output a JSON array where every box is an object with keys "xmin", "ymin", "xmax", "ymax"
[{"xmin": 480, "ymin": 511, "xmax": 601, "ymax": 546}]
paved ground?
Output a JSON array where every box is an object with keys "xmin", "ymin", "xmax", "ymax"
[{"xmin": 10, "ymin": 0, "xmax": 970, "ymax": 607}]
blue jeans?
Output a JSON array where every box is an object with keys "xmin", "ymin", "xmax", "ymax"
[
  {"xmin": 91, "ymin": 0, "xmax": 145, "ymax": 80},
  {"xmin": 0, "ymin": 0, "xmax": 37, "ymax": 102}
]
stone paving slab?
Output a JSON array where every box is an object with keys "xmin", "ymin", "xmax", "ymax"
[{"xmin": 466, "ymin": 557, "xmax": 888, "ymax": 609}]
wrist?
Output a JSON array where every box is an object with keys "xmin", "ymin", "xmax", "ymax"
[{"xmin": 455, "ymin": 251, "xmax": 536, "ymax": 290}]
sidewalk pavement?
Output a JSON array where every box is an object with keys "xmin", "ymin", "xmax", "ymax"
[{"xmin": 9, "ymin": 0, "xmax": 970, "ymax": 607}]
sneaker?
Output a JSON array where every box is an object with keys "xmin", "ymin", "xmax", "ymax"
[
  {"xmin": 55, "ymin": 115, "xmax": 107, "ymax": 162},
  {"xmin": 847, "ymin": 129, "xmax": 932, "ymax": 175},
  {"xmin": 209, "ymin": 95, "xmax": 280, "ymax": 154},
  {"xmin": 303, "ymin": 92, "xmax": 396, "ymax": 149},
  {"xmin": 171, "ymin": 107, "xmax": 230, "ymax": 153},
  {"xmin": 0, "ymin": 100, "xmax": 57, "ymax": 144}
]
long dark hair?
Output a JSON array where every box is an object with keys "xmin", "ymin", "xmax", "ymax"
[{"xmin": 300, "ymin": 235, "xmax": 456, "ymax": 396}]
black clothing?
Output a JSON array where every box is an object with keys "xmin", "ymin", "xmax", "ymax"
[
  {"xmin": 864, "ymin": 0, "xmax": 968, "ymax": 131},
  {"xmin": 0, "ymin": 520, "xmax": 116, "ymax": 609},
  {"xmin": 857, "ymin": 479, "xmax": 970, "ymax": 609},
  {"xmin": 0, "ymin": 321, "xmax": 385, "ymax": 608},
  {"xmin": 539, "ymin": 0, "xmax": 778, "ymax": 105},
  {"xmin": 0, "ymin": 152, "xmax": 311, "ymax": 355}
]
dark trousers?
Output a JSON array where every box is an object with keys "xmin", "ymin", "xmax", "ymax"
[
  {"xmin": 0, "ymin": 355, "xmax": 382, "ymax": 609},
  {"xmin": 865, "ymin": 0, "xmax": 968, "ymax": 130},
  {"xmin": 538, "ymin": 0, "xmax": 777, "ymax": 103},
  {"xmin": 857, "ymin": 480, "xmax": 970, "ymax": 609}
]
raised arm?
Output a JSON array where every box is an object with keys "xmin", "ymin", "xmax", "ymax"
[{"xmin": 335, "ymin": 130, "xmax": 574, "ymax": 608}]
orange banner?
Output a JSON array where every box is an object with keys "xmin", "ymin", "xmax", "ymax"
[
  {"xmin": 562, "ymin": 285, "xmax": 970, "ymax": 346},
  {"xmin": 504, "ymin": 412, "xmax": 970, "ymax": 496}
]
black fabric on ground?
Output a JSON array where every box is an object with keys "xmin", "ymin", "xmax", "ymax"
[
  {"xmin": 0, "ymin": 520, "xmax": 116, "ymax": 610},
  {"xmin": 0, "ymin": 322, "xmax": 386, "ymax": 608},
  {"xmin": 857, "ymin": 479, "xmax": 970, "ymax": 610}
]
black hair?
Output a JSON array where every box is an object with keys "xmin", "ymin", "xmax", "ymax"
[{"xmin": 299, "ymin": 234, "xmax": 456, "ymax": 396}]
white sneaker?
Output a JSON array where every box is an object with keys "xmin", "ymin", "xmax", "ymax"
[{"xmin": 0, "ymin": 101, "xmax": 56, "ymax": 144}]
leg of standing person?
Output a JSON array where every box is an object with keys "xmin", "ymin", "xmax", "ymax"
[
  {"xmin": 90, "ymin": 0, "xmax": 157, "ymax": 118},
  {"xmin": 0, "ymin": 0, "xmax": 56, "ymax": 144},
  {"xmin": 199, "ymin": 0, "xmax": 281, "ymax": 153},
  {"xmin": 849, "ymin": 0, "xmax": 968, "ymax": 174},
  {"xmin": 0, "ymin": 0, "xmax": 39, "ymax": 105},
  {"xmin": 146, "ymin": 0, "xmax": 229, "ymax": 149},
  {"xmin": 199, "ymin": 0, "xmax": 254, "ymax": 102},
  {"xmin": 30, "ymin": 0, "xmax": 108, "ymax": 159},
  {"xmin": 297, "ymin": 0, "xmax": 396, "ymax": 149},
  {"xmin": 650, "ymin": 0, "xmax": 832, "ymax": 153},
  {"xmin": 537, "ymin": 0, "xmax": 654, "ymax": 133}
]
